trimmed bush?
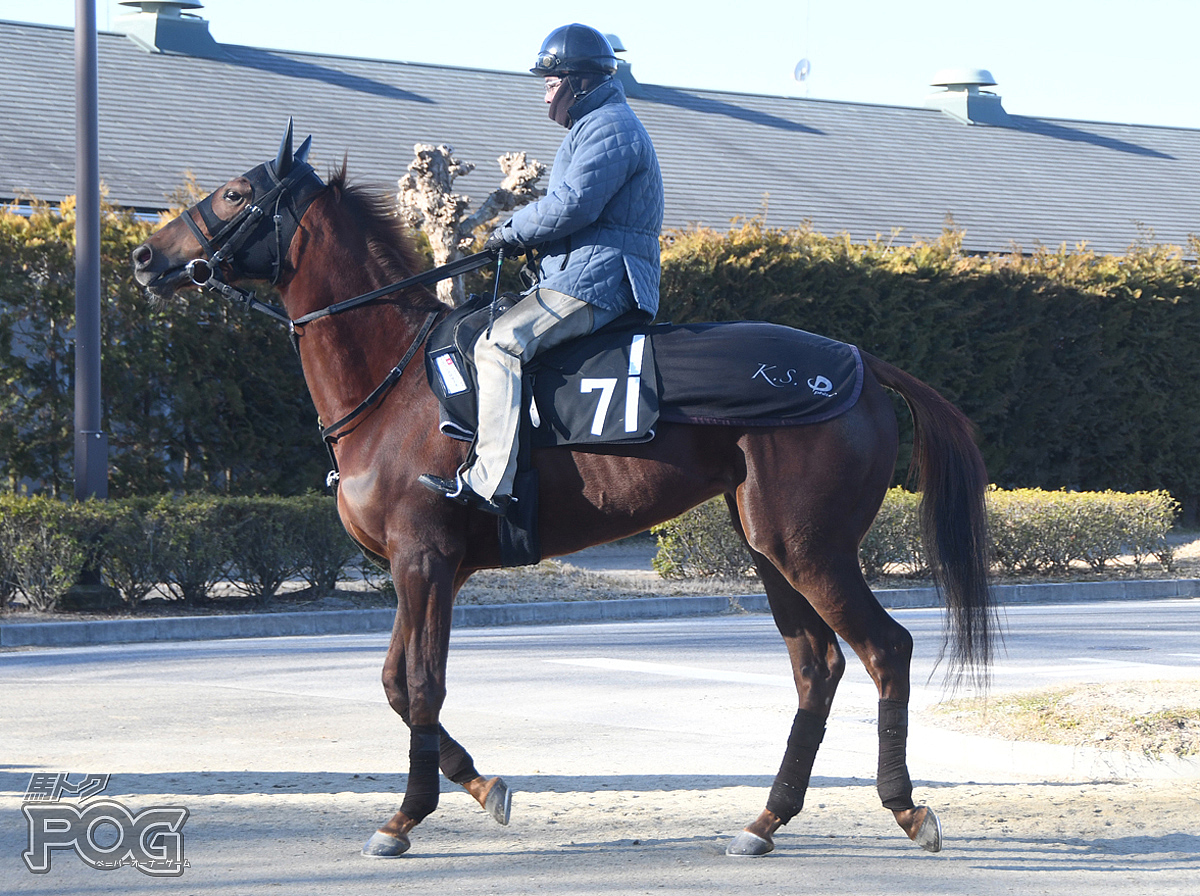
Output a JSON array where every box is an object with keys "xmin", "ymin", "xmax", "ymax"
[
  {"xmin": 0, "ymin": 493, "xmax": 361, "ymax": 611},
  {"xmin": 0, "ymin": 495, "xmax": 85, "ymax": 611},
  {"xmin": 652, "ymin": 487, "xmax": 1181, "ymax": 581},
  {"xmin": 223, "ymin": 496, "xmax": 305, "ymax": 602},
  {"xmin": 858, "ymin": 488, "xmax": 925, "ymax": 579},
  {"xmin": 291, "ymin": 493, "xmax": 358, "ymax": 595},
  {"xmin": 0, "ymin": 488, "xmax": 1181, "ymax": 611},
  {"xmin": 0, "ymin": 496, "xmax": 20, "ymax": 609},
  {"xmin": 652, "ymin": 497, "xmax": 752, "ymax": 579},
  {"xmin": 658, "ymin": 223, "xmax": 1200, "ymax": 522},
  {"xmin": 147, "ymin": 496, "xmax": 232, "ymax": 605},
  {"xmin": 93, "ymin": 500, "xmax": 161, "ymax": 605}
]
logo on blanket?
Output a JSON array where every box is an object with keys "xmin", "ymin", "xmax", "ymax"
[
  {"xmin": 808, "ymin": 375, "xmax": 834, "ymax": 396},
  {"xmin": 752, "ymin": 364, "xmax": 837, "ymax": 397}
]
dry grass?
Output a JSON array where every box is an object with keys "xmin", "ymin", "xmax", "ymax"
[
  {"xmin": 928, "ymin": 680, "xmax": 1200, "ymax": 758},
  {"xmin": 456, "ymin": 560, "xmax": 754, "ymax": 605}
]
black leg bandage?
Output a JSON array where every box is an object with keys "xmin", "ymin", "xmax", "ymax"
[
  {"xmin": 876, "ymin": 699, "xmax": 914, "ymax": 810},
  {"xmin": 399, "ymin": 725, "xmax": 441, "ymax": 822},
  {"xmin": 765, "ymin": 709, "xmax": 826, "ymax": 823},
  {"xmin": 397, "ymin": 710, "xmax": 479, "ymax": 785},
  {"xmin": 437, "ymin": 725, "xmax": 480, "ymax": 785}
]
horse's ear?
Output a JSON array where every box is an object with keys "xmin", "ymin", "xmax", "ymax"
[
  {"xmin": 294, "ymin": 135, "xmax": 313, "ymax": 165},
  {"xmin": 275, "ymin": 118, "xmax": 295, "ymax": 176}
]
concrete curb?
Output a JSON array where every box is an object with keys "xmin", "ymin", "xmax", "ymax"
[{"xmin": 2, "ymin": 579, "xmax": 1198, "ymax": 650}]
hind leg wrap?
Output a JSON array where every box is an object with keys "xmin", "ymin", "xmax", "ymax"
[
  {"xmin": 765, "ymin": 709, "xmax": 826, "ymax": 823},
  {"xmin": 399, "ymin": 725, "xmax": 442, "ymax": 822},
  {"xmin": 876, "ymin": 699, "xmax": 915, "ymax": 810}
]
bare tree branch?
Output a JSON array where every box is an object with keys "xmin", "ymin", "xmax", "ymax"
[{"xmin": 397, "ymin": 145, "xmax": 545, "ymax": 305}]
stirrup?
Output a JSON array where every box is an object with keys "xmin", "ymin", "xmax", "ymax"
[
  {"xmin": 418, "ymin": 473, "xmax": 468, "ymax": 503},
  {"xmin": 418, "ymin": 473, "xmax": 511, "ymax": 516}
]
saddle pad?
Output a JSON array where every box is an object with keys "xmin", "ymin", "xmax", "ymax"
[
  {"xmin": 426, "ymin": 305, "xmax": 659, "ymax": 448},
  {"xmin": 527, "ymin": 327, "xmax": 659, "ymax": 446},
  {"xmin": 653, "ymin": 321, "xmax": 862, "ymax": 426},
  {"xmin": 426, "ymin": 312, "xmax": 862, "ymax": 447}
]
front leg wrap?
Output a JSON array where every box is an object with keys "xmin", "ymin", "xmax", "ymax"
[
  {"xmin": 400, "ymin": 725, "xmax": 442, "ymax": 822},
  {"xmin": 438, "ymin": 725, "xmax": 482, "ymax": 785},
  {"xmin": 876, "ymin": 698, "xmax": 915, "ymax": 810},
  {"xmin": 765, "ymin": 709, "xmax": 826, "ymax": 823}
]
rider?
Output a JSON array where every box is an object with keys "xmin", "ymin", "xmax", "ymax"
[{"xmin": 421, "ymin": 23, "xmax": 664, "ymax": 514}]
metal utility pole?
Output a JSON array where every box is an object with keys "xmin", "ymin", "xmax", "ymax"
[{"xmin": 74, "ymin": 0, "xmax": 107, "ymax": 500}]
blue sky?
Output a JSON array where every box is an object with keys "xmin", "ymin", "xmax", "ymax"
[{"xmin": 3, "ymin": 0, "xmax": 1198, "ymax": 129}]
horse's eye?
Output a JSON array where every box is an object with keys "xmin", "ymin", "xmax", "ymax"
[{"xmin": 223, "ymin": 190, "xmax": 243, "ymax": 203}]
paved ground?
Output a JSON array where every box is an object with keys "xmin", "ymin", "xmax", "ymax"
[{"xmin": 1, "ymin": 602, "xmax": 1198, "ymax": 893}]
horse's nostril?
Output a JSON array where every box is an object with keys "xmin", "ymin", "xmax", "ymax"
[{"xmin": 132, "ymin": 244, "xmax": 152, "ymax": 268}]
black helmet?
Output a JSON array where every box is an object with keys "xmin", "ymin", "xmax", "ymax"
[{"xmin": 530, "ymin": 24, "xmax": 617, "ymax": 77}]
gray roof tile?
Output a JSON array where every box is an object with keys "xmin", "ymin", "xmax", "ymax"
[{"xmin": 2, "ymin": 19, "xmax": 1197, "ymax": 255}]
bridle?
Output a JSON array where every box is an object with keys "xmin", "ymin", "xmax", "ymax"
[{"xmin": 179, "ymin": 139, "xmax": 496, "ymax": 487}]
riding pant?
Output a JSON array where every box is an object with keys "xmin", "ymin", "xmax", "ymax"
[{"xmin": 461, "ymin": 287, "xmax": 622, "ymax": 501}]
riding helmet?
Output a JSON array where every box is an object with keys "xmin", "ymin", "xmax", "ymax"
[{"xmin": 531, "ymin": 24, "xmax": 618, "ymax": 77}]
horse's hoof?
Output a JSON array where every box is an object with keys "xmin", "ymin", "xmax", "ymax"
[
  {"xmin": 726, "ymin": 830, "xmax": 774, "ymax": 857},
  {"xmin": 912, "ymin": 806, "xmax": 942, "ymax": 853},
  {"xmin": 484, "ymin": 777, "xmax": 512, "ymax": 826},
  {"xmin": 362, "ymin": 830, "xmax": 410, "ymax": 858}
]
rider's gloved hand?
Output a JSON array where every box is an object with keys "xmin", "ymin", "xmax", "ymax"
[{"xmin": 483, "ymin": 225, "xmax": 517, "ymax": 257}]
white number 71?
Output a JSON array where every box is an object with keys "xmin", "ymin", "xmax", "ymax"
[{"xmin": 579, "ymin": 334, "xmax": 646, "ymax": 437}]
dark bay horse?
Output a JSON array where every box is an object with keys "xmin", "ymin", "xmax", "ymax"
[{"xmin": 131, "ymin": 126, "xmax": 993, "ymax": 859}]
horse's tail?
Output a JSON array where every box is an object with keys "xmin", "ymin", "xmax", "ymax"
[{"xmin": 864, "ymin": 351, "xmax": 995, "ymax": 685}]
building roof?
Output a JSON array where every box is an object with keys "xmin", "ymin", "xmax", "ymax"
[{"xmin": 2, "ymin": 18, "xmax": 1198, "ymax": 256}]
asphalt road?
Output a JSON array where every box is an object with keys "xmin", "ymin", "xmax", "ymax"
[{"xmin": 1, "ymin": 600, "xmax": 1197, "ymax": 893}]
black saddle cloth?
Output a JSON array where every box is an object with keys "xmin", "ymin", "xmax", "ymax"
[
  {"xmin": 655, "ymin": 321, "xmax": 863, "ymax": 427},
  {"xmin": 424, "ymin": 295, "xmax": 863, "ymax": 449}
]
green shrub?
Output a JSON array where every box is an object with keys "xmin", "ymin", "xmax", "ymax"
[
  {"xmin": 0, "ymin": 496, "xmax": 85, "ymax": 611},
  {"xmin": 291, "ymin": 493, "xmax": 358, "ymax": 595},
  {"xmin": 858, "ymin": 488, "xmax": 925, "ymax": 578},
  {"xmin": 94, "ymin": 500, "xmax": 162, "ymax": 605},
  {"xmin": 1121, "ymin": 490, "xmax": 1178, "ymax": 571},
  {"xmin": 0, "ymin": 495, "xmax": 21, "ymax": 608},
  {"xmin": 222, "ymin": 496, "xmax": 304, "ymax": 602},
  {"xmin": 986, "ymin": 489, "xmax": 1179, "ymax": 575},
  {"xmin": 0, "ymin": 493, "xmax": 366, "ymax": 611},
  {"xmin": 652, "ymin": 498, "xmax": 753, "ymax": 579},
  {"xmin": 652, "ymin": 487, "xmax": 1180, "ymax": 581},
  {"xmin": 659, "ymin": 222, "xmax": 1200, "ymax": 523},
  {"xmin": 148, "ymin": 496, "xmax": 231, "ymax": 604}
]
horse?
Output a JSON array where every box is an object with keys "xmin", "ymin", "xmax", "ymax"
[{"xmin": 131, "ymin": 124, "xmax": 994, "ymax": 859}]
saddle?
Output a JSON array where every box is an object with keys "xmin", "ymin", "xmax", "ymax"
[
  {"xmin": 423, "ymin": 294, "xmax": 864, "ymax": 568},
  {"xmin": 425, "ymin": 293, "xmax": 659, "ymax": 448}
]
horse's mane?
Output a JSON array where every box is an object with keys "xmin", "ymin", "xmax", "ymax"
[{"xmin": 324, "ymin": 163, "xmax": 430, "ymax": 290}]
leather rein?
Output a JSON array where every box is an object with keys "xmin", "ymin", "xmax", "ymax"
[{"xmin": 181, "ymin": 170, "xmax": 496, "ymax": 485}]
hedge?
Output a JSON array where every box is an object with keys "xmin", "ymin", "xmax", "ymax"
[
  {"xmin": 4, "ymin": 201, "xmax": 1199, "ymax": 516},
  {"xmin": 652, "ymin": 487, "xmax": 1180, "ymax": 581},
  {"xmin": 657, "ymin": 223, "xmax": 1200, "ymax": 522},
  {"xmin": 0, "ymin": 493, "xmax": 356, "ymax": 612},
  {"xmin": 0, "ymin": 487, "xmax": 1182, "ymax": 612},
  {"xmin": 1, "ymin": 198, "xmax": 328, "ymax": 497}
]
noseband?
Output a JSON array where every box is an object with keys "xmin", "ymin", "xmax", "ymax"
[{"xmin": 182, "ymin": 159, "xmax": 323, "ymax": 291}]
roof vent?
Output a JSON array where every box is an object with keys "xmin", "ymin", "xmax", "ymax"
[
  {"xmin": 606, "ymin": 32, "xmax": 646, "ymax": 98},
  {"xmin": 115, "ymin": 1, "xmax": 227, "ymax": 60},
  {"xmin": 925, "ymin": 68, "xmax": 1009, "ymax": 125}
]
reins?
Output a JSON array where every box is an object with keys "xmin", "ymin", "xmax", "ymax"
[{"xmin": 187, "ymin": 233, "xmax": 495, "ymax": 343}]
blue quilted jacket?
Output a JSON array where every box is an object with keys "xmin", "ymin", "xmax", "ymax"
[{"xmin": 498, "ymin": 78, "xmax": 664, "ymax": 317}]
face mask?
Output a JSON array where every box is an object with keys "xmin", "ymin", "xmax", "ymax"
[{"xmin": 548, "ymin": 76, "xmax": 575, "ymax": 127}]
